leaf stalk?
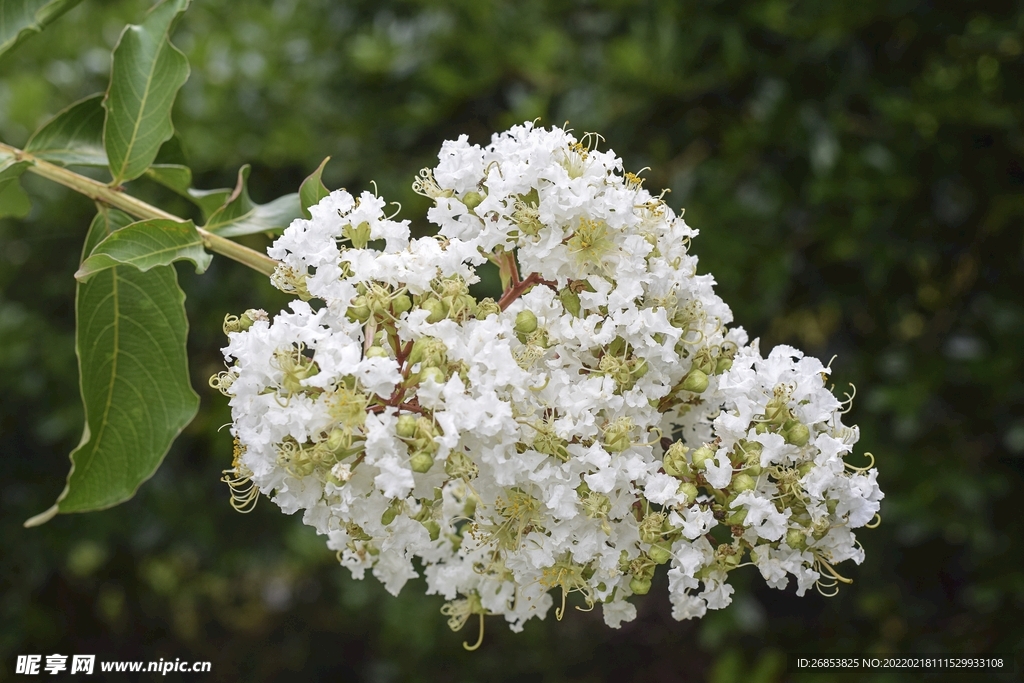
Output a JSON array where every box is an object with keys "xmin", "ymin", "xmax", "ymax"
[{"xmin": 0, "ymin": 141, "xmax": 279, "ymax": 276}]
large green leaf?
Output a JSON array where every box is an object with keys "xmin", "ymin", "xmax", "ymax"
[
  {"xmin": 0, "ymin": 0, "xmax": 83, "ymax": 59},
  {"xmin": 75, "ymin": 218, "xmax": 211, "ymax": 281},
  {"xmin": 204, "ymin": 164, "xmax": 302, "ymax": 237},
  {"xmin": 25, "ymin": 93, "xmax": 107, "ymax": 167},
  {"xmin": 299, "ymin": 156, "xmax": 331, "ymax": 219},
  {"xmin": 103, "ymin": 0, "xmax": 190, "ymax": 185},
  {"xmin": 25, "ymin": 206, "xmax": 199, "ymax": 525},
  {"xmin": 0, "ymin": 158, "xmax": 31, "ymax": 218}
]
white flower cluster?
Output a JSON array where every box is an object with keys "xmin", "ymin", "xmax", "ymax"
[{"xmin": 214, "ymin": 122, "xmax": 882, "ymax": 644}]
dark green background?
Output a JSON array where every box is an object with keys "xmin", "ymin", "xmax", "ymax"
[{"xmin": 1, "ymin": 1, "xmax": 1022, "ymax": 681}]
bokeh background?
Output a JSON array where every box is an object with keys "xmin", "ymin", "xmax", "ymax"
[{"xmin": 2, "ymin": 1, "xmax": 1022, "ymax": 681}]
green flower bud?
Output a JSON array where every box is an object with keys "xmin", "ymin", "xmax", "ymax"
[
  {"xmin": 785, "ymin": 422, "xmax": 811, "ymax": 447},
  {"xmin": 365, "ymin": 345, "xmax": 389, "ymax": 359},
  {"xmin": 515, "ymin": 310, "xmax": 538, "ymax": 334},
  {"xmin": 629, "ymin": 576, "xmax": 652, "ymax": 595},
  {"xmin": 786, "ymin": 528, "xmax": 808, "ymax": 551},
  {"xmin": 731, "ymin": 473, "xmax": 756, "ymax": 492},
  {"xmin": 346, "ymin": 296, "xmax": 371, "ymax": 323},
  {"xmin": 631, "ymin": 359, "xmax": 649, "ymax": 379},
  {"xmin": 826, "ymin": 498, "xmax": 838, "ymax": 515},
  {"xmin": 681, "ymin": 368, "xmax": 709, "ymax": 394},
  {"xmin": 461, "ymin": 190, "xmax": 484, "ymax": 210},
  {"xmin": 418, "ymin": 366, "xmax": 446, "ymax": 385},
  {"xmin": 392, "ymin": 293, "xmax": 412, "ymax": 316},
  {"xmin": 409, "ymin": 336, "xmax": 446, "ymax": 367},
  {"xmin": 754, "ymin": 421, "xmax": 769, "ymax": 434},
  {"xmin": 691, "ymin": 445, "xmax": 715, "ymax": 470},
  {"xmin": 421, "ymin": 298, "xmax": 448, "ymax": 324},
  {"xmin": 326, "ymin": 428, "xmax": 348, "ymax": 454},
  {"xmin": 715, "ymin": 357, "xmax": 733, "ymax": 374},
  {"xmin": 797, "ymin": 461, "xmax": 814, "ymax": 477},
  {"xmin": 602, "ymin": 417, "xmax": 634, "ymax": 453},
  {"xmin": 649, "ymin": 542, "xmax": 673, "ymax": 564},
  {"xmin": 677, "ymin": 482, "xmax": 699, "ymax": 505},
  {"xmin": 410, "ymin": 452, "xmax": 435, "ymax": 473},
  {"xmin": 663, "ymin": 442, "xmax": 692, "ymax": 478},
  {"xmin": 559, "ymin": 288, "xmax": 582, "ymax": 318},
  {"xmin": 396, "ymin": 414, "xmax": 418, "ymax": 439}
]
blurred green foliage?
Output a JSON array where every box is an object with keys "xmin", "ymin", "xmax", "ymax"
[{"xmin": 1, "ymin": 0, "xmax": 1022, "ymax": 681}]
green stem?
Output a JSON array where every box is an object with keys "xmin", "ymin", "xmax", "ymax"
[{"xmin": 0, "ymin": 142, "xmax": 279, "ymax": 277}]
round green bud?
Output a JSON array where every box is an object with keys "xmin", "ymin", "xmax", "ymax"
[
  {"xmin": 681, "ymin": 368, "xmax": 709, "ymax": 394},
  {"xmin": 365, "ymin": 345, "xmax": 389, "ymax": 359},
  {"xmin": 410, "ymin": 452, "xmax": 435, "ymax": 473},
  {"xmin": 677, "ymin": 482, "xmax": 699, "ymax": 505},
  {"xmin": 629, "ymin": 576, "xmax": 652, "ymax": 595},
  {"xmin": 691, "ymin": 445, "xmax": 715, "ymax": 470},
  {"xmin": 715, "ymin": 357, "xmax": 733, "ymax": 374},
  {"xmin": 326, "ymin": 428, "xmax": 348, "ymax": 453},
  {"xmin": 631, "ymin": 359, "xmax": 649, "ymax": 378},
  {"xmin": 797, "ymin": 462, "xmax": 814, "ymax": 477},
  {"xmin": 396, "ymin": 414, "xmax": 418, "ymax": 439},
  {"xmin": 785, "ymin": 422, "xmax": 811, "ymax": 447},
  {"xmin": 346, "ymin": 296, "xmax": 371, "ymax": 323},
  {"xmin": 786, "ymin": 528, "xmax": 808, "ymax": 551},
  {"xmin": 515, "ymin": 310, "xmax": 538, "ymax": 335},
  {"xmin": 731, "ymin": 473, "xmax": 756, "ymax": 492},
  {"xmin": 418, "ymin": 366, "xmax": 446, "ymax": 385},
  {"xmin": 421, "ymin": 298, "xmax": 448, "ymax": 324},
  {"xmin": 649, "ymin": 542, "xmax": 673, "ymax": 565},
  {"xmin": 461, "ymin": 190, "xmax": 484, "ymax": 210},
  {"xmin": 392, "ymin": 294, "xmax": 412, "ymax": 316},
  {"xmin": 754, "ymin": 421, "xmax": 770, "ymax": 434}
]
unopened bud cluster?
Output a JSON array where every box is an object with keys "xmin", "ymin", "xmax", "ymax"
[{"xmin": 215, "ymin": 123, "xmax": 882, "ymax": 637}]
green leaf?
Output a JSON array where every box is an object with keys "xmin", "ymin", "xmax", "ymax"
[
  {"xmin": 103, "ymin": 0, "xmax": 191, "ymax": 185},
  {"xmin": 145, "ymin": 163, "xmax": 191, "ymax": 194},
  {"xmin": 0, "ymin": 158, "xmax": 31, "ymax": 218},
  {"xmin": 25, "ymin": 205, "xmax": 199, "ymax": 525},
  {"xmin": 25, "ymin": 94, "xmax": 107, "ymax": 167},
  {"xmin": 75, "ymin": 218, "xmax": 212, "ymax": 281},
  {"xmin": 204, "ymin": 164, "xmax": 302, "ymax": 237},
  {"xmin": 299, "ymin": 156, "xmax": 331, "ymax": 219},
  {"xmin": 144, "ymin": 164, "xmax": 233, "ymax": 220},
  {"xmin": 0, "ymin": 0, "xmax": 84, "ymax": 59}
]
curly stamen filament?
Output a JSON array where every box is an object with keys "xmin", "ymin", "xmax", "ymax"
[
  {"xmin": 816, "ymin": 581, "xmax": 841, "ymax": 598},
  {"xmin": 463, "ymin": 613, "xmax": 485, "ymax": 651},
  {"xmin": 864, "ymin": 513, "xmax": 882, "ymax": 529},
  {"xmin": 844, "ymin": 451, "xmax": 875, "ymax": 472},
  {"xmin": 839, "ymin": 383, "xmax": 857, "ymax": 413},
  {"xmin": 555, "ymin": 588, "xmax": 567, "ymax": 621},
  {"xmin": 815, "ymin": 556, "xmax": 853, "ymax": 584}
]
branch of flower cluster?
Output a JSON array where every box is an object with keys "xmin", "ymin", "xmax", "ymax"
[{"xmin": 497, "ymin": 271, "xmax": 556, "ymax": 311}]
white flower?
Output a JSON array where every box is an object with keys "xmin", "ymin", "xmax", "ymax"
[{"xmin": 217, "ymin": 122, "xmax": 883, "ymax": 641}]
